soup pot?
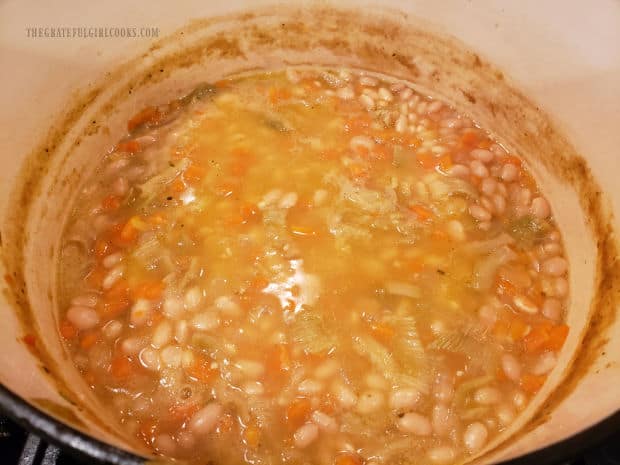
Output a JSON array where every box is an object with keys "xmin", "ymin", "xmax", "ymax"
[{"xmin": 0, "ymin": 1, "xmax": 618, "ymax": 464}]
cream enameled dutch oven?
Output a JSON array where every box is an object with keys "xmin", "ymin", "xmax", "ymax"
[{"xmin": 0, "ymin": 1, "xmax": 618, "ymax": 464}]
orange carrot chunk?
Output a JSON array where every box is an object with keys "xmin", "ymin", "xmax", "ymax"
[{"xmin": 286, "ymin": 398, "xmax": 312, "ymax": 429}]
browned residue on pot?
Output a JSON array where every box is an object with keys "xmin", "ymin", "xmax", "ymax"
[{"xmin": 1, "ymin": 5, "xmax": 618, "ymax": 461}]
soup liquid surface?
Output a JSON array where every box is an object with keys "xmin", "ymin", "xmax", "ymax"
[{"xmin": 59, "ymin": 67, "xmax": 570, "ymax": 465}]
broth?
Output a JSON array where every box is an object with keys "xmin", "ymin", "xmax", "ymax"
[{"xmin": 58, "ymin": 67, "xmax": 570, "ymax": 464}]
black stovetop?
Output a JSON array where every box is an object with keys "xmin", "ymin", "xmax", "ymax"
[{"xmin": 1, "ymin": 415, "xmax": 619, "ymax": 465}]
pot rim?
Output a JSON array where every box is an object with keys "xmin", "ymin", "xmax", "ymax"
[{"xmin": 0, "ymin": 382, "xmax": 618, "ymax": 464}]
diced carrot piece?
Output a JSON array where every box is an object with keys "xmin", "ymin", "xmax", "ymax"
[
  {"xmin": 148, "ymin": 213, "xmax": 166, "ymax": 225},
  {"xmin": 171, "ymin": 177, "xmax": 186, "ymax": 193},
  {"xmin": 111, "ymin": 355, "xmax": 134, "ymax": 379},
  {"xmin": 503, "ymin": 155, "xmax": 523, "ymax": 167},
  {"xmin": 131, "ymin": 281, "xmax": 165, "ymax": 300},
  {"xmin": 80, "ymin": 331, "xmax": 99, "ymax": 350},
  {"xmin": 217, "ymin": 413, "xmax": 234, "ymax": 434},
  {"xmin": 93, "ymin": 239, "xmax": 111, "ymax": 258},
  {"xmin": 268, "ymin": 87, "xmax": 291, "ymax": 104},
  {"xmin": 243, "ymin": 422, "xmax": 261, "ymax": 448},
  {"xmin": 214, "ymin": 180, "xmax": 237, "ymax": 197},
  {"xmin": 119, "ymin": 223, "xmax": 138, "ymax": 244},
  {"xmin": 115, "ymin": 140, "xmax": 141, "ymax": 154},
  {"xmin": 59, "ymin": 320, "xmax": 78, "ymax": 340},
  {"xmin": 169, "ymin": 402, "xmax": 200, "ymax": 423},
  {"xmin": 186, "ymin": 355, "xmax": 216, "ymax": 383},
  {"xmin": 184, "ymin": 164, "xmax": 206, "ymax": 183},
  {"xmin": 460, "ymin": 131, "xmax": 479, "ymax": 147},
  {"xmin": 334, "ymin": 454, "xmax": 363, "ymax": 465},
  {"xmin": 286, "ymin": 398, "xmax": 312, "ymax": 429},
  {"xmin": 101, "ymin": 280, "xmax": 131, "ymax": 318},
  {"xmin": 547, "ymin": 324, "xmax": 569, "ymax": 351},
  {"xmin": 101, "ymin": 194, "xmax": 121, "ymax": 211},
  {"xmin": 477, "ymin": 139, "xmax": 493, "ymax": 149},
  {"xmin": 370, "ymin": 322, "xmax": 395, "ymax": 344},
  {"xmin": 523, "ymin": 321, "xmax": 554, "ymax": 353},
  {"xmin": 127, "ymin": 106, "xmax": 162, "ymax": 132},
  {"xmin": 438, "ymin": 154, "xmax": 453, "ymax": 171},
  {"xmin": 265, "ymin": 344, "xmax": 291, "ymax": 376},
  {"xmin": 416, "ymin": 152, "xmax": 436, "ymax": 169},
  {"xmin": 520, "ymin": 373, "xmax": 547, "ymax": 394},
  {"xmin": 496, "ymin": 276, "xmax": 517, "ymax": 298},
  {"xmin": 409, "ymin": 204, "xmax": 434, "ymax": 221},
  {"xmin": 509, "ymin": 318, "xmax": 530, "ymax": 341},
  {"xmin": 240, "ymin": 203, "xmax": 260, "ymax": 224}
]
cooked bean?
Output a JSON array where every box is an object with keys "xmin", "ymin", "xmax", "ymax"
[
  {"xmin": 184, "ymin": 287, "xmax": 202, "ymax": 309},
  {"xmin": 298, "ymin": 379, "xmax": 324, "ymax": 395},
  {"xmin": 214, "ymin": 296, "xmax": 241, "ymax": 317},
  {"xmin": 102, "ymin": 320, "xmax": 123, "ymax": 340},
  {"xmin": 333, "ymin": 383, "xmax": 357, "ymax": 410},
  {"xmin": 161, "ymin": 345, "xmax": 183, "ymax": 368},
  {"xmin": 152, "ymin": 321, "xmax": 172, "ymax": 348},
  {"xmin": 449, "ymin": 163, "xmax": 470, "ymax": 178},
  {"xmin": 542, "ymin": 298, "xmax": 563, "ymax": 321},
  {"xmin": 431, "ymin": 403, "xmax": 452, "ymax": 436},
  {"xmin": 398, "ymin": 412, "xmax": 432, "ymax": 436},
  {"xmin": 428, "ymin": 446, "xmax": 456, "ymax": 464},
  {"xmin": 469, "ymin": 205, "xmax": 492, "ymax": 222},
  {"xmin": 191, "ymin": 312, "xmax": 220, "ymax": 331},
  {"xmin": 356, "ymin": 390, "xmax": 384, "ymax": 414},
  {"xmin": 154, "ymin": 434, "xmax": 176, "ymax": 455},
  {"xmin": 500, "ymin": 163, "xmax": 519, "ymax": 182},
  {"xmin": 530, "ymin": 197, "xmax": 551, "ymax": 219},
  {"xmin": 102, "ymin": 266, "xmax": 123, "ymax": 290},
  {"xmin": 242, "ymin": 381, "xmax": 265, "ymax": 396},
  {"xmin": 163, "ymin": 296, "xmax": 184, "ymax": 318},
  {"xmin": 291, "ymin": 424, "xmax": 319, "ymax": 451},
  {"xmin": 359, "ymin": 94, "xmax": 375, "ymax": 110},
  {"xmin": 446, "ymin": 219, "xmax": 466, "ymax": 241},
  {"xmin": 66, "ymin": 305, "xmax": 100, "ymax": 330},
  {"xmin": 470, "ymin": 160, "xmax": 489, "ymax": 178},
  {"xmin": 377, "ymin": 87, "xmax": 393, "ymax": 102},
  {"xmin": 102, "ymin": 252, "xmax": 123, "ymax": 268},
  {"xmin": 542, "ymin": 257, "xmax": 568, "ymax": 276},
  {"xmin": 463, "ymin": 422, "xmax": 488, "ymax": 453},
  {"xmin": 139, "ymin": 347, "xmax": 160, "ymax": 371},
  {"xmin": 314, "ymin": 359, "xmax": 339, "ymax": 379},
  {"xmin": 513, "ymin": 294, "xmax": 539, "ymax": 314},
  {"xmin": 129, "ymin": 299, "xmax": 152, "ymax": 327},
  {"xmin": 531, "ymin": 351, "xmax": 557, "ymax": 375},
  {"xmin": 496, "ymin": 404, "xmax": 516, "ymax": 426},
  {"xmin": 71, "ymin": 294, "xmax": 98, "ymax": 308},
  {"xmin": 390, "ymin": 388, "xmax": 421, "ymax": 411},
  {"xmin": 471, "ymin": 149, "xmax": 494, "ymax": 163},
  {"xmin": 236, "ymin": 360, "xmax": 265, "ymax": 379},
  {"xmin": 189, "ymin": 404, "xmax": 223, "ymax": 434},
  {"xmin": 311, "ymin": 410, "xmax": 338, "ymax": 433},
  {"xmin": 502, "ymin": 354, "xmax": 522, "ymax": 382},
  {"xmin": 481, "ymin": 178, "xmax": 497, "ymax": 196},
  {"xmin": 474, "ymin": 387, "xmax": 502, "ymax": 405}
]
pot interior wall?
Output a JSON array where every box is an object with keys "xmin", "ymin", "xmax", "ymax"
[{"xmin": 0, "ymin": 2, "xmax": 618, "ymax": 463}]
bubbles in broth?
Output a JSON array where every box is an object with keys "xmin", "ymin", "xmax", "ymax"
[{"xmin": 59, "ymin": 67, "xmax": 570, "ymax": 464}]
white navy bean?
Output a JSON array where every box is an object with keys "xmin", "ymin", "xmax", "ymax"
[
  {"xmin": 390, "ymin": 388, "xmax": 421, "ymax": 411},
  {"xmin": 398, "ymin": 412, "xmax": 432, "ymax": 436},
  {"xmin": 66, "ymin": 306, "xmax": 100, "ymax": 330},
  {"xmin": 463, "ymin": 422, "xmax": 488, "ymax": 453},
  {"xmin": 189, "ymin": 404, "xmax": 223, "ymax": 435},
  {"xmin": 311, "ymin": 410, "xmax": 338, "ymax": 433},
  {"xmin": 502, "ymin": 354, "xmax": 522, "ymax": 382},
  {"xmin": 356, "ymin": 390, "xmax": 384, "ymax": 414},
  {"xmin": 542, "ymin": 257, "xmax": 568, "ymax": 276},
  {"xmin": 293, "ymin": 423, "xmax": 319, "ymax": 448}
]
